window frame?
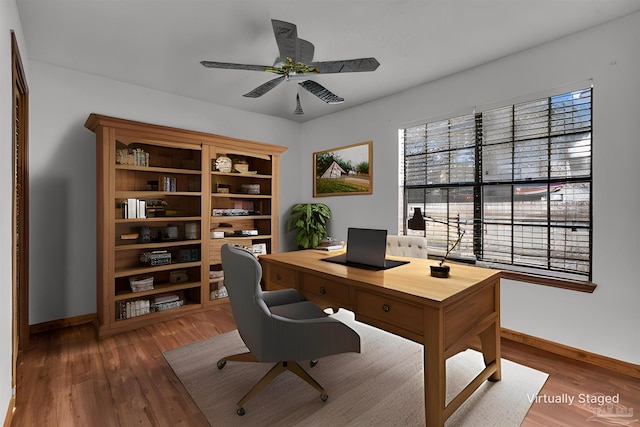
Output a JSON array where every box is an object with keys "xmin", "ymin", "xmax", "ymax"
[{"xmin": 400, "ymin": 87, "xmax": 595, "ymax": 292}]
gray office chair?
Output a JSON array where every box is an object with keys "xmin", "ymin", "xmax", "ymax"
[{"xmin": 218, "ymin": 244, "xmax": 361, "ymax": 416}]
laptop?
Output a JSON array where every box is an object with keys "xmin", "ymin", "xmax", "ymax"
[{"xmin": 323, "ymin": 228, "xmax": 409, "ymax": 270}]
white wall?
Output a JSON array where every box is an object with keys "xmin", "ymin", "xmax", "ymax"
[
  {"xmin": 0, "ymin": 0, "xmax": 29, "ymax": 417},
  {"xmin": 27, "ymin": 61, "xmax": 302, "ymax": 324},
  {"xmin": 301, "ymin": 12, "xmax": 640, "ymax": 364}
]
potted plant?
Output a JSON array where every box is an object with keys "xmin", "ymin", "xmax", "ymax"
[{"xmin": 287, "ymin": 203, "xmax": 331, "ymax": 249}]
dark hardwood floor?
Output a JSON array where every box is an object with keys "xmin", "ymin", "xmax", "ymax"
[{"xmin": 12, "ymin": 301, "xmax": 640, "ymax": 426}]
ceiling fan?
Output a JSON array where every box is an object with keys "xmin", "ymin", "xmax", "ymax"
[{"xmin": 201, "ymin": 19, "xmax": 380, "ymax": 114}]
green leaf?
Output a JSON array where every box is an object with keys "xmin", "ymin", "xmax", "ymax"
[{"xmin": 287, "ymin": 203, "xmax": 332, "ymax": 249}]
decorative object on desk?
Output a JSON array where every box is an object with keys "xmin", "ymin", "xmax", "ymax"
[
  {"xmin": 313, "ymin": 141, "xmax": 372, "ymax": 197},
  {"xmin": 315, "ymin": 237, "xmax": 345, "ymax": 251},
  {"xmin": 408, "ymin": 207, "xmax": 466, "ymax": 278},
  {"xmin": 164, "ymin": 309, "xmax": 548, "ymax": 426},
  {"xmin": 287, "ymin": 203, "xmax": 331, "ymax": 249}
]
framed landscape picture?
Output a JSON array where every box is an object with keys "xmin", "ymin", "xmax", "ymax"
[{"xmin": 313, "ymin": 141, "xmax": 372, "ymax": 197}]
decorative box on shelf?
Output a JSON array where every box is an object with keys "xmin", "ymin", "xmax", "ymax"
[
  {"xmin": 240, "ymin": 184, "xmax": 260, "ymax": 194},
  {"xmin": 129, "ymin": 276, "xmax": 154, "ymax": 292},
  {"xmin": 169, "ymin": 270, "xmax": 189, "ymax": 284},
  {"xmin": 140, "ymin": 250, "xmax": 172, "ymax": 266}
]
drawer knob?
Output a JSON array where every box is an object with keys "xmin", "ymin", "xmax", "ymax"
[
  {"xmin": 319, "ymin": 286, "xmax": 327, "ymax": 294},
  {"xmin": 383, "ymin": 304, "xmax": 391, "ymax": 312},
  {"xmin": 276, "ymin": 273, "xmax": 282, "ymax": 280}
]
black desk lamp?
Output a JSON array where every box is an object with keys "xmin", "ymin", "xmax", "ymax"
[{"xmin": 408, "ymin": 207, "xmax": 465, "ymax": 278}]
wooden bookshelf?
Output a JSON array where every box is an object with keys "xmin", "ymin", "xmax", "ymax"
[{"xmin": 85, "ymin": 114, "xmax": 286, "ymax": 337}]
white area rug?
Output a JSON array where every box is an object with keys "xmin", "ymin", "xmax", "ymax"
[{"xmin": 164, "ymin": 310, "xmax": 548, "ymax": 426}]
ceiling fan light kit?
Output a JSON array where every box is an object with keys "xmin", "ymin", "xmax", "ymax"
[{"xmin": 201, "ymin": 19, "xmax": 379, "ymax": 114}]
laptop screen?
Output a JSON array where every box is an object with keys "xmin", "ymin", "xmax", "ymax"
[{"xmin": 346, "ymin": 228, "xmax": 388, "ymax": 267}]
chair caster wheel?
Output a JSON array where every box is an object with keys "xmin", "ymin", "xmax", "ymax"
[
  {"xmin": 237, "ymin": 407, "xmax": 245, "ymax": 416},
  {"xmin": 321, "ymin": 393, "xmax": 328, "ymax": 402},
  {"xmin": 310, "ymin": 360, "xmax": 318, "ymax": 368},
  {"xmin": 217, "ymin": 359, "xmax": 227, "ymax": 370}
]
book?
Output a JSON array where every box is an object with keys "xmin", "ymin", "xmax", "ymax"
[
  {"xmin": 138, "ymin": 199, "xmax": 146, "ymax": 218},
  {"xmin": 315, "ymin": 240, "xmax": 345, "ymax": 251},
  {"xmin": 127, "ymin": 198, "xmax": 137, "ymax": 219}
]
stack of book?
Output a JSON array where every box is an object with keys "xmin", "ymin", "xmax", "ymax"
[
  {"xmin": 122, "ymin": 198, "xmax": 147, "ymax": 219},
  {"xmin": 159, "ymin": 176, "xmax": 177, "ymax": 192},
  {"xmin": 152, "ymin": 293, "xmax": 184, "ymax": 312},
  {"xmin": 117, "ymin": 299, "xmax": 151, "ymax": 320},
  {"xmin": 315, "ymin": 239, "xmax": 346, "ymax": 251}
]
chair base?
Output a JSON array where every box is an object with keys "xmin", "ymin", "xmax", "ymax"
[{"xmin": 217, "ymin": 352, "xmax": 328, "ymax": 415}]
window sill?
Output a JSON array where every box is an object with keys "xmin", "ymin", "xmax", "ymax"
[
  {"xmin": 500, "ymin": 270, "xmax": 597, "ymax": 293},
  {"xmin": 428, "ymin": 253, "xmax": 597, "ymax": 293}
]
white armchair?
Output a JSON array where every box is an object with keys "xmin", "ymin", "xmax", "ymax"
[{"xmin": 386, "ymin": 235, "xmax": 429, "ymax": 258}]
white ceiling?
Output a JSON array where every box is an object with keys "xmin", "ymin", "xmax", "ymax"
[{"xmin": 17, "ymin": 0, "xmax": 640, "ymax": 122}]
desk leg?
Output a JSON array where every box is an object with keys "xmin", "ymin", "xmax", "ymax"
[
  {"xmin": 479, "ymin": 319, "xmax": 502, "ymax": 382},
  {"xmin": 479, "ymin": 280, "xmax": 501, "ymax": 382},
  {"xmin": 424, "ymin": 307, "xmax": 445, "ymax": 427}
]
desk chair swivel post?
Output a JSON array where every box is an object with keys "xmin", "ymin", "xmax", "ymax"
[{"xmin": 219, "ymin": 244, "xmax": 361, "ymax": 416}]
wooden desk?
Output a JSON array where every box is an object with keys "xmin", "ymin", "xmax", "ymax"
[{"xmin": 260, "ymin": 250, "xmax": 501, "ymax": 426}]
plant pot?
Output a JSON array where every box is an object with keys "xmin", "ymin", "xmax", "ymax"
[{"xmin": 430, "ymin": 264, "xmax": 450, "ymax": 278}]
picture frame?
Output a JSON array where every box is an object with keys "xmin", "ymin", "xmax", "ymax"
[{"xmin": 313, "ymin": 141, "xmax": 372, "ymax": 197}]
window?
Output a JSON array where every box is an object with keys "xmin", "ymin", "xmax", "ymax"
[{"xmin": 400, "ymin": 88, "xmax": 592, "ymax": 282}]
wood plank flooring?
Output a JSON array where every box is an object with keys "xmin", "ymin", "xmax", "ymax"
[{"xmin": 11, "ymin": 302, "xmax": 640, "ymax": 426}]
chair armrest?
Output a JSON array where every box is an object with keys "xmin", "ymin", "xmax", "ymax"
[{"xmin": 261, "ymin": 288, "xmax": 303, "ymax": 307}]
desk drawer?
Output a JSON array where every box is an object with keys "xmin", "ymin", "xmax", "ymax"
[
  {"xmin": 356, "ymin": 290, "xmax": 424, "ymax": 335},
  {"xmin": 266, "ymin": 265, "xmax": 298, "ymax": 289},
  {"xmin": 302, "ymin": 275, "xmax": 350, "ymax": 308}
]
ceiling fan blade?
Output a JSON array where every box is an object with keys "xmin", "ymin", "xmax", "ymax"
[
  {"xmin": 271, "ymin": 19, "xmax": 314, "ymax": 63},
  {"xmin": 310, "ymin": 58, "xmax": 380, "ymax": 73},
  {"xmin": 201, "ymin": 61, "xmax": 270, "ymax": 72},
  {"xmin": 243, "ymin": 75, "xmax": 286, "ymax": 98},
  {"xmin": 298, "ymin": 39, "xmax": 315, "ymax": 64},
  {"xmin": 299, "ymin": 80, "xmax": 344, "ymax": 104}
]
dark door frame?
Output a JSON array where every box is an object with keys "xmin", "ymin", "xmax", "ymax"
[{"xmin": 11, "ymin": 29, "xmax": 30, "ymax": 395}]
